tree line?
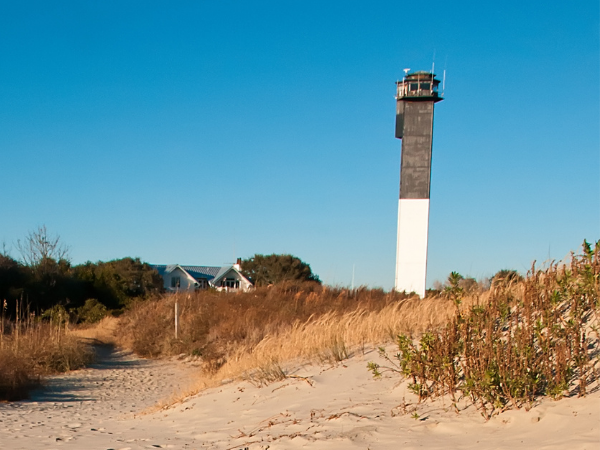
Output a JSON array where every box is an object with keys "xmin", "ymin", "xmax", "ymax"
[
  {"xmin": 1, "ymin": 227, "xmax": 162, "ymax": 318},
  {"xmin": 0, "ymin": 227, "xmax": 322, "ymax": 320},
  {"xmin": 0, "ymin": 254, "xmax": 163, "ymax": 316}
]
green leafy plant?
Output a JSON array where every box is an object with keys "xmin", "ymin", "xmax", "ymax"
[
  {"xmin": 241, "ymin": 254, "xmax": 321, "ymax": 286},
  {"xmin": 444, "ymin": 271, "xmax": 464, "ymax": 308},
  {"xmin": 374, "ymin": 240, "xmax": 600, "ymax": 419},
  {"xmin": 76, "ymin": 299, "xmax": 108, "ymax": 324}
]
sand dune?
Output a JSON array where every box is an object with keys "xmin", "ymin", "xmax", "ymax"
[
  {"xmin": 0, "ymin": 345, "xmax": 598, "ymax": 449},
  {"xmin": 0, "ymin": 345, "xmax": 197, "ymax": 449}
]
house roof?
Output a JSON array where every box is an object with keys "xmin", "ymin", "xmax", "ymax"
[
  {"xmin": 151, "ymin": 265, "xmax": 171, "ymax": 278},
  {"xmin": 151, "ymin": 264, "xmax": 222, "ymax": 281},
  {"xmin": 180, "ymin": 265, "xmax": 222, "ymax": 280},
  {"xmin": 213, "ymin": 266, "xmax": 234, "ymax": 281}
]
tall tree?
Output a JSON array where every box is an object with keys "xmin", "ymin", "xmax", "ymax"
[
  {"xmin": 13, "ymin": 226, "xmax": 73, "ymax": 311},
  {"xmin": 0, "ymin": 254, "xmax": 28, "ymax": 303},
  {"xmin": 16, "ymin": 225, "xmax": 69, "ymax": 269},
  {"xmin": 241, "ymin": 254, "xmax": 321, "ymax": 286},
  {"xmin": 73, "ymin": 257, "xmax": 163, "ymax": 309}
]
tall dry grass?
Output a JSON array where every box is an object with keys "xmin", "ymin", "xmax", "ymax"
[
  {"xmin": 117, "ymin": 283, "xmax": 409, "ymax": 358},
  {"xmin": 370, "ymin": 241, "xmax": 600, "ymax": 419},
  {"xmin": 117, "ymin": 281, "xmax": 478, "ymax": 393},
  {"xmin": 219, "ymin": 295, "xmax": 474, "ymax": 385},
  {"xmin": 0, "ymin": 304, "xmax": 94, "ymax": 401}
]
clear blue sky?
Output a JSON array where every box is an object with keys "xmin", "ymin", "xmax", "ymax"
[{"xmin": 1, "ymin": 1, "xmax": 598, "ymax": 289}]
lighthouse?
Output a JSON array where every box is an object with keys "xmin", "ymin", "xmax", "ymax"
[{"xmin": 394, "ymin": 70, "xmax": 443, "ymax": 297}]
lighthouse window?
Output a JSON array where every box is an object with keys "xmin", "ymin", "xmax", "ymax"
[
  {"xmin": 410, "ymin": 83, "xmax": 419, "ymax": 91},
  {"xmin": 421, "ymin": 82, "xmax": 431, "ymax": 91}
]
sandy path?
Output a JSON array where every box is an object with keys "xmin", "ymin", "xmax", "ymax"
[
  {"xmin": 1, "ymin": 345, "xmax": 598, "ymax": 449},
  {"xmin": 0, "ymin": 345, "xmax": 199, "ymax": 450}
]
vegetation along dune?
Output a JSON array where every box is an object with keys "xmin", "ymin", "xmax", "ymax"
[{"xmin": 0, "ymin": 240, "xmax": 598, "ymax": 449}]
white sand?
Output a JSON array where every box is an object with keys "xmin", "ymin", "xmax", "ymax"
[{"xmin": 1, "ymin": 346, "xmax": 598, "ymax": 449}]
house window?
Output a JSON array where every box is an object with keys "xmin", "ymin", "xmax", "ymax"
[
  {"xmin": 171, "ymin": 276, "xmax": 181, "ymax": 288},
  {"xmin": 420, "ymin": 82, "xmax": 431, "ymax": 91},
  {"xmin": 196, "ymin": 279, "xmax": 207, "ymax": 289},
  {"xmin": 221, "ymin": 278, "xmax": 240, "ymax": 289}
]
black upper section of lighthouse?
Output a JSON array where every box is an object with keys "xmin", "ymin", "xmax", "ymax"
[
  {"xmin": 395, "ymin": 71, "xmax": 443, "ymax": 139},
  {"xmin": 395, "ymin": 71, "xmax": 443, "ymax": 199}
]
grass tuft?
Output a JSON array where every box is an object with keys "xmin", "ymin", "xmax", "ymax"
[{"xmin": 0, "ymin": 309, "xmax": 94, "ymax": 401}]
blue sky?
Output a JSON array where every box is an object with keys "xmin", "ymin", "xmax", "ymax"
[{"xmin": 1, "ymin": 1, "xmax": 598, "ymax": 289}]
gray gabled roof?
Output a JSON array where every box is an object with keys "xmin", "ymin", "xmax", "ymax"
[
  {"xmin": 213, "ymin": 265, "xmax": 234, "ymax": 281},
  {"xmin": 151, "ymin": 264, "xmax": 171, "ymax": 278},
  {"xmin": 180, "ymin": 265, "xmax": 222, "ymax": 280},
  {"xmin": 151, "ymin": 264, "xmax": 221, "ymax": 281}
]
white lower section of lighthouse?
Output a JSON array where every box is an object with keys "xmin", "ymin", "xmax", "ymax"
[{"xmin": 395, "ymin": 198, "xmax": 430, "ymax": 298}]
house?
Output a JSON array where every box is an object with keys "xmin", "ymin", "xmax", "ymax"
[{"xmin": 151, "ymin": 261, "xmax": 253, "ymax": 293}]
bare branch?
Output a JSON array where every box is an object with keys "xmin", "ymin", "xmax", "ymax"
[{"xmin": 16, "ymin": 225, "xmax": 70, "ymax": 267}]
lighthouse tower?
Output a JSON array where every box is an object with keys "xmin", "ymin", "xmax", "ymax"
[{"xmin": 394, "ymin": 70, "xmax": 443, "ymax": 297}]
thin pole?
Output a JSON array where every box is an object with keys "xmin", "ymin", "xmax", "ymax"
[
  {"xmin": 15, "ymin": 298, "xmax": 19, "ymax": 350},
  {"xmin": 0, "ymin": 300, "xmax": 4, "ymax": 349},
  {"xmin": 174, "ymin": 301, "xmax": 179, "ymax": 339}
]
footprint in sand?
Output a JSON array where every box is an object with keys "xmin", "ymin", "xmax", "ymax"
[{"xmin": 0, "ymin": 343, "xmax": 197, "ymax": 450}]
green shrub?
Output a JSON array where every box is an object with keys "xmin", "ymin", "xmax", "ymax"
[
  {"xmin": 491, "ymin": 269, "xmax": 523, "ymax": 286},
  {"xmin": 41, "ymin": 305, "xmax": 69, "ymax": 326},
  {"xmin": 370, "ymin": 240, "xmax": 600, "ymax": 419},
  {"xmin": 77, "ymin": 299, "xmax": 108, "ymax": 324}
]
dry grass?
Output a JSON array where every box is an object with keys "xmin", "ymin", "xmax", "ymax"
[
  {"xmin": 370, "ymin": 242, "xmax": 600, "ymax": 419},
  {"xmin": 69, "ymin": 316, "xmax": 119, "ymax": 345},
  {"xmin": 117, "ymin": 244, "xmax": 600, "ymax": 415},
  {"xmin": 0, "ymin": 314, "xmax": 94, "ymax": 401},
  {"xmin": 116, "ymin": 282, "xmax": 483, "ymax": 399},
  {"xmin": 117, "ymin": 283, "xmax": 412, "ymax": 359},
  {"xmin": 223, "ymin": 295, "xmax": 465, "ymax": 378}
]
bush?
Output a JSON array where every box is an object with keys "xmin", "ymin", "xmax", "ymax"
[
  {"xmin": 491, "ymin": 269, "xmax": 523, "ymax": 286},
  {"xmin": 73, "ymin": 257, "xmax": 163, "ymax": 309},
  {"xmin": 41, "ymin": 304, "xmax": 69, "ymax": 326},
  {"xmin": 77, "ymin": 299, "xmax": 108, "ymax": 324},
  {"xmin": 370, "ymin": 240, "xmax": 600, "ymax": 419},
  {"xmin": 0, "ymin": 350, "xmax": 37, "ymax": 401},
  {"xmin": 241, "ymin": 254, "xmax": 321, "ymax": 286}
]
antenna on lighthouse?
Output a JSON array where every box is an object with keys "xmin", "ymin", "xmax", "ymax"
[{"xmin": 442, "ymin": 70, "xmax": 446, "ymax": 96}]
